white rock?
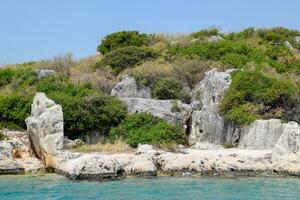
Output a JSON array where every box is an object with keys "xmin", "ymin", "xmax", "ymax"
[
  {"xmin": 193, "ymin": 142, "xmax": 224, "ymax": 150},
  {"xmin": 0, "ymin": 142, "xmax": 13, "ymax": 159},
  {"xmin": 284, "ymin": 41, "xmax": 293, "ymax": 50},
  {"xmin": 25, "ymin": 93, "xmax": 64, "ymax": 167},
  {"xmin": 37, "ymin": 69, "xmax": 57, "ymax": 79},
  {"xmin": 189, "ymin": 68, "xmax": 237, "ymax": 144},
  {"xmin": 205, "ymin": 35, "xmax": 224, "ymax": 42},
  {"xmin": 111, "ymin": 75, "xmax": 151, "ymax": 98},
  {"xmin": 238, "ymin": 119, "xmax": 284, "ymax": 150},
  {"xmin": 119, "ymin": 98, "xmax": 193, "ymax": 125},
  {"xmin": 295, "ymin": 37, "xmax": 300, "ymax": 45}
]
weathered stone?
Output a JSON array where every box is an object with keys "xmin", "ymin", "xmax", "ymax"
[
  {"xmin": 36, "ymin": 69, "xmax": 57, "ymax": 79},
  {"xmin": 205, "ymin": 35, "xmax": 224, "ymax": 42},
  {"xmin": 0, "ymin": 142, "xmax": 13, "ymax": 159},
  {"xmin": 111, "ymin": 75, "xmax": 151, "ymax": 98},
  {"xmin": 295, "ymin": 36, "xmax": 300, "ymax": 44},
  {"xmin": 0, "ymin": 160, "xmax": 25, "ymax": 175},
  {"xmin": 57, "ymin": 152, "xmax": 157, "ymax": 180},
  {"xmin": 25, "ymin": 93, "xmax": 64, "ymax": 167},
  {"xmin": 284, "ymin": 41, "xmax": 293, "ymax": 50},
  {"xmin": 238, "ymin": 119, "xmax": 284, "ymax": 150},
  {"xmin": 64, "ymin": 138, "xmax": 84, "ymax": 149},
  {"xmin": 273, "ymin": 122, "xmax": 300, "ymax": 156},
  {"xmin": 189, "ymin": 68, "xmax": 237, "ymax": 144},
  {"xmin": 193, "ymin": 142, "xmax": 224, "ymax": 150},
  {"xmin": 119, "ymin": 98, "xmax": 193, "ymax": 125}
]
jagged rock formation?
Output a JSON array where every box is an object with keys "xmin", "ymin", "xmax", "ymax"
[
  {"xmin": 25, "ymin": 93, "xmax": 64, "ymax": 167},
  {"xmin": 189, "ymin": 68, "xmax": 237, "ymax": 144},
  {"xmin": 238, "ymin": 119, "xmax": 284, "ymax": 150},
  {"xmin": 119, "ymin": 98, "xmax": 197, "ymax": 125},
  {"xmin": 111, "ymin": 75, "xmax": 200, "ymax": 125},
  {"xmin": 111, "ymin": 75, "xmax": 151, "ymax": 98}
]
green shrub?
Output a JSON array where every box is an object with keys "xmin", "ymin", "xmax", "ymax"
[
  {"xmin": 151, "ymin": 77, "xmax": 187, "ymax": 100},
  {"xmin": 220, "ymin": 70, "xmax": 297, "ymax": 125},
  {"xmin": 97, "ymin": 31, "xmax": 148, "ymax": 54},
  {"xmin": 36, "ymin": 76, "xmax": 127, "ymax": 138},
  {"xmin": 109, "ymin": 113, "xmax": 187, "ymax": 148},
  {"xmin": 95, "ymin": 46, "xmax": 158, "ymax": 74},
  {"xmin": 0, "ymin": 69, "xmax": 14, "ymax": 87},
  {"xmin": 0, "ymin": 95, "xmax": 32, "ymax": 129}
]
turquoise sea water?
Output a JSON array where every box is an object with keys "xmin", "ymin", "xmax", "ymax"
[{"xmin": 0, "ymin": 175, "xmax": 300, "ymax": 200}]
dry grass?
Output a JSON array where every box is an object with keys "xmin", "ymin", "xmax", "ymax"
[
  {"xmin": 121, "ymin": 60, "xmax": 174, "ymax": 79},
  {"xmin": 71, "ymin": 140, "xmax": 134, "ymax": 154}
]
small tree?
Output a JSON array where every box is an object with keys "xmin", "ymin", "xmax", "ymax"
[{"xmin": 97, "ymin": 31, "xmax": 148, "ymax": 54}]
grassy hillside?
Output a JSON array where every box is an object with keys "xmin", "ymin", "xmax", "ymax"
[{"xmin": 0, "ymin": 27, "xmax": 299, "ymax": 146}]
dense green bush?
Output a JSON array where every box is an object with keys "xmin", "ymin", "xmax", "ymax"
[
  {"xmin": 95, "ymin": 46, "xmax": 158, "ymax": 74},
  {"xmin": 151, "ymin": 77, "xmax": 187, "ymax": 100},
  {"xmin": 220, "ymin": 70, "xmax": 297, "ymax": 125},
  {"xmin": 109, "ymin": 113, "xmax": 187, "ymax": 148},
  {"xmin": 0, "ymin": 69, "xmax": 14, "ymax": 87},
  {"xmin": 49, "ymin": 92, "xmax": 127, "ymax": 139},
  {"xmin": 0, "ymin": 95, "xmax": 32, "ymax": 129},
  {"xmin": 97, "ymin": 31, "xmax": 148, "ymax": 54},
  {"xmin": 36, "ymin": 76, "xmax": 127, "ymax": 138}
]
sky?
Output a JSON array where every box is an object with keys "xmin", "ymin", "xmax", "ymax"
[{"xmin": 0, "ymin": 0, "xmax": 299, "ymax": 64}]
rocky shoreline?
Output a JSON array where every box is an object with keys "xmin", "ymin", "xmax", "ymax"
[{"xmin": 1, "ymin": 68, "xmax": 300, "ymax": 181}]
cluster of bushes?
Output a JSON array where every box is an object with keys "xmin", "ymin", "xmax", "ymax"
[
  {"xmin": 109, "ymin": 113, "xmax": 187, "ymax": 148},
  {"xmin": 97, "ymin": 31, "xmax": 148, "ymax": 54},
  {"xmin": 95, "ymin": 46, "xmax": 158, "ymax": 74},
  {"xmin": 220, "ymin": 70, "xmax": 298, "ymax": 125},
  {"xmin": 36, "ymin": 76, "xmax": 127, "ymax": 139}
]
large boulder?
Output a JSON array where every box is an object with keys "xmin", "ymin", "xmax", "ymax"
[
  {"xmin": 273, "ymin": 122, "xmax": 300, "ymax": 156},
  {"xmin": 57, "ymin": 152, "xmax": 157, "ymax": 180},
  {"xmin": 111, "ymin": 75, "xmax": 151, "ymax": 98},
  {"xmin": 189, "ymin": 68, "xmax": 237, "ymax": 144},
  {"xmin": 238, "ymin": 119, "xmax": 284, "ymax": 150},
  {"xmin": 25, "ymin": 93, "xmax": 64, "ymax": 167},
  {"xmin": 272, "ymin": 122, "xmax": 300, "ymax": 174},
  {"xmin": 36, "ymin": 69, "xmax": 57, "ymax": 79},
  {"xmin": 119, "ymin": 98, "xmax": 196, "ymax": 125}
]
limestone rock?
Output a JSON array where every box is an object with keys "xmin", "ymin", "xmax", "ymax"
[
  {"xmin": 284, "ymin": 41, "xmax": 293, "ymax": 50},
  {"xmin": 295, "ymin": 36, "xmax": 300, "ymax": 45},
  {"xmin": 0, "ymin": 142, "xmax": 13, "ymax": 159},
  {"xmin": 189, "ymin": 68, "xmax": 237, "ymax": 144},
  {"xmin": 119, "ymin": 98, "xmax": 193, "ymax": 125},
  {"xmin": 205, "ymin": 35, "xmax": 224, "ymax": 42},
  {"xmin": 37, "ymin": 69, "xmax": 57, "ymax": 79},
  {"xmin": 273, "ymin": 122, "xmax": 300, "ymax": 156},
  {"xmin": 25, "ymin": 93, "xmax": 64, "ymax": 167},
  {"xmin": 111, "ymin": 75, "xmax": 151, "ymax": 98},
  {"xmin": 0, "ymin": 160, "xmax": 25, "ymax": 175},
  {"xmin": 64, "ymin": 138, "xmax": 84, "ymax": 149},
  {"xmin": 238, "ymin": 119, "xmax": 284, "ymax": 150},
  {"xmin": 57, "ymin": 152, "xmax": 157, "ymax": 180},
  {"xmin": 192, "ymin": 142, "xmax": 224, "ymax": 150}
]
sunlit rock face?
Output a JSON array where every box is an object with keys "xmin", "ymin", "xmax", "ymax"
[{"xmin": 25, "ymin": 93, "xmax": 64, "ymax": 167}]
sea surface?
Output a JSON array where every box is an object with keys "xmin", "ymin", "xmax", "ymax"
[{"xmin": 0, "ymin": 174, "xmax": 299, "ymax": 200}]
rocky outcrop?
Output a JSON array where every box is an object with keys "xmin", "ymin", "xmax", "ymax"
[
  {"xmin": 36, "ymin": 69, "xmax": 57, "ymax": 79},
  {"xmin": 238, "ymin": 119, "xmax": 284, "ymax": 150},
  {"xmin": 111, "ymin": 75, "xmax": 151, "ymax": 98},
  {"xmin": 284, "ymin": 41, "xmax": 293, "ymax": 50},
  {"xmin": 0, "ymin": 130, "xmax": 43, "ymax": 174},
  {"xmin": 25, "ymin": 93, "xmax": 64, "ymax": 167},
  {"xmin": 119, "ymin": 98, "xmax": 197, "ymax": 125},
  {"xmin": 56, "ymin": 151, "xmax": 157, "ymax": 180},
  {"xmin": 189, "ymin": 68, "xmax": 237, "ymax": 144},
  {"xmin": 205, "ymin": 35, "xmax": 224, "ymax": 42}
]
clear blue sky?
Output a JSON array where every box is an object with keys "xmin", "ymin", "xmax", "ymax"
[{"xmin": 0, "ymin": 0, "xmax": 299, "ymax": 64}]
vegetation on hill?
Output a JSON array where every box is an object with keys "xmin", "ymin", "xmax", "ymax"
[
  {"xmin": 0, "ymin": 27, "xmax": 300, "ymax": 147},
  {"xmin": 109, "ymin": 113, "xmax": 187, "ymax": 148}
]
